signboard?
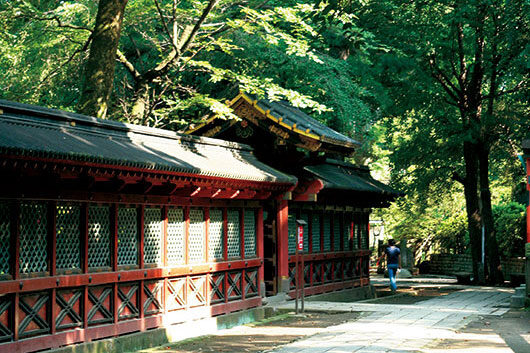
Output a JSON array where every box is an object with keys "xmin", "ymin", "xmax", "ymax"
[{"xmin": 297, "ymin": 225, "xmax": 304, "ymax": 251}]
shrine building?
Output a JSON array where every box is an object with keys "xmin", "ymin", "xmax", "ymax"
[
  {"xmin": 0, "ymin": 100, "xmax": 296, "ymax": 352},
  {"xmin": 187, "ymin": 92, "xmax": 400, "ymax": 297}
]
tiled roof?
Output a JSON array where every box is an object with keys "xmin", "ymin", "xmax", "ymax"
[
  {"xmin": 304, "ymin": 159, "xmax": 401, "ymax": 197},
  {"xmin": 247, "ymin": 94, "xmax": 360, "ymax": 149},
  {"xmin": 0, "ymin": 100, "xmax": 297, "ymax": 185}
]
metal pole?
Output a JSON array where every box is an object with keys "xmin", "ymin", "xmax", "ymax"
[
  {"xmin": 295, "ymin": 246, "xmax": 299, "ymax": 314},
  {"xmin": 301, "ymin": 249, "xmax": 304, "ymax": 312}
]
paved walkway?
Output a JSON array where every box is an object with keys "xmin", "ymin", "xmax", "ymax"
[{"xmin": 271, "ymin": 287, "xmax": 514, "ymax": 353}]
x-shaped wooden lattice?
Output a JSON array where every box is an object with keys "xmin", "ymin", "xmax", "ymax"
[
  {"xmin": 87, "ymin": 287, "xmax": 113, "ymax": 325},
  {"xmin": 313, "ymin": 263, "xmax": 322, "ymax": 283},
  {"xmin": 209, "ymin": 274, "xmax": 225, "ymax": 304},
  {"xmin": 167, "ymin": 279, "xmax": 186, "ymax": 310},
  {"xmin": 19, "ymin": 293, "xmax": 49, "ymax": 337},
  {"xmin": 324, "ymin": 263, "xmax": 333, "ymax": 282},
  {"xmin": 226, "ymin": 272, "xmax": 241, "ymax": 299},
  {"xmin": 0, "ymin": 299, "xmax": 12, "ymax": 342},
  {"xmin": 334, "ymin": 262, "xmax": 343, "ymax": 282},
  {"xmin": 56, "ymin": 290, "xmax": 82, "ymax": 330},
  {"xmin": 117, "ymin": 285, "xmax": 139, "ymax": 320},
  {"xmin": 143, "ymin": 282, "xmax": 163, "ymax": 315},
  {"xmin": 244, "ymin": 270, "xmax": 258, "ymax": 297},
  {"xmin": 188, "ymin": 277, "xmax": 206, "ymax": 306}
]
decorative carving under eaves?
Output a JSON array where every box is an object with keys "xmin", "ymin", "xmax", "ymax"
[
  {"xmin": 204, "ymin": 126, "xmax": 222, "ymax": 137},
  {"xmin": 297, "ymin": 135, "xmax": 322, "ymax": 152},
  {"xmin": 269, "ymin": 125, "xmax": 290, "ymax": 140},
  {"xmin": 233, "ymin": 101, "xmax": 266, "ymax": 123}
]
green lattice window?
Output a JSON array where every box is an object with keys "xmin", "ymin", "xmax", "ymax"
[
  {"xmin": 344, "ymin": 215, "xmax": 353, "ymax": 251},
  {"xmin": 0, "ymin": 202, "xmax": 10, "ymax": 276},
  {"xmin": 354, "ymin": 223, "xmax": 360, "ymax": 250},
  {"xmin": 144, "ymin": 208, "xmax": 162, "ymax": 265},
  {"xmin": 20, "ymin": 202, "xmax": 48, "ymax": 274},
  {"xmin": 227, "ymin": 209, "xmax": 240, "ymax": 258},
  {"xmin": 167, "ymin": 208, "xmax": 185, "ymax": 266},
  {"xmin": 56, "ymin": 204, "xmax": 81, "ymax": 270},
  {"xmin": 188, "ymin": 209, "xmax": 205, "ymax": 263},
  {"xmin": 323, "ymin": 214, "xmax": 331, "ymax": 252},
  {"xmin": 360, "ymin": 220, "xmax": 369, "ymax": 249},
  {"xmin": 287, "ymin": 213, "xmax": 296, "ymax": 255},
  {"xmin": 118, "ymin": 207, "xmax": 138, "ymax": 266},
  {"xmin": 88, "ymin": 205, "xmax": 111, "ymax": 268},
  {"xmin": 244, "ymin": 209, "xmax": 256, "ymax": 258},
  {"xmin": 208, "ymin": 209, "xmax": 224, "ymax": 260},
  {"xmin": 333, "ymin": 215, "xmax": 341, "ymax": 251},
  {"xmin": 312, "ymin": 214, "xmax": 321, "ymax": 253}
]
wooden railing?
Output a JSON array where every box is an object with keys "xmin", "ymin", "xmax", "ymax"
[{"xmin": 288, "ymin": 250, "xmax": 370, "ymax": 297}]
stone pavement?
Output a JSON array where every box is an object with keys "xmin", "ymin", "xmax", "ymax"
[{"xmin": 271, "ymin": 287, "xmax": 514, "ymax": 353}]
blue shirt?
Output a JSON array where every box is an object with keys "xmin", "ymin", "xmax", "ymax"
[{"xmin": 385, "ymin": 246, "xmax": 400, "ymax": 265}]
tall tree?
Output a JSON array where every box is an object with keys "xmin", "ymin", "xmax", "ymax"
[
  {"xmin": 78, "ymin": 0, "xmax": 128, "ymax": 118},
  {"xmin": 357, "ymin": 0, "xmax": 529, "ymax": 283}
]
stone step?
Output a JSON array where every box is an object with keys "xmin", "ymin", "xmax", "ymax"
[
  {"xmin": 510, "ymin": 295, "xmax": 525, "ymax": 308},
  {"xmin": 514, "ymin": 285, "xmax": 526, "ymax": 297}
]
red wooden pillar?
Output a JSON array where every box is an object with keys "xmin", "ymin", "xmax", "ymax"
[
  {"xmin": 139, "ymin": 205, "xmax": 145, "ymax": 269},
  {"xmin": 256, "ymin": 208, "xmax": 264, "ymax": 297},
  {"xmin": 184, "ymin": 207, "xmax": 190, "ymax": 265},
  {"xmin": 276, "ymin": 200, "xmax": 289, "ymax": 293},
  {"xmin": 204, "ymin": 208, "xmax": 210, "ymax": 306},
  {"xmin": 10, "ymin": 202, "xmax": 20, "ymax": 341},
  {"xmin": 80, "ymin": 203, "xmax": 89, "ymax": 331},
  {"xmin": 240, "ymin": 209, "xmax": 246, "ymax": 300},
  {"xmin": 111, "ymin": 204, "xmax": 118, "ymax": 326},
  {"xmin": 48, "ymin": 202, "xmax": 57, "ymax": 335},
  {"xmin": 138, "ymin": 205, "xmax": 145, "ymax": 323},
  {"xmin": 240, "ymin": 209, "xmax": 245, "ymax": 259},
  {"xmin": 223, "ymin": 208, "xmax": 228, "ymax": 304}
]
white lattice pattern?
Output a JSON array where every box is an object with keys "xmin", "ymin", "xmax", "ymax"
[
  {"xmin": 312, "ymin": 213, "xmax": 321, "ymax": 253},
  {"xmin": 88, "ymin": 205, "xmax": 111, "ymax": 268},
  {"xmin": 118, "ymin": 207, "xmax": 138, "ymax": 266},
  {"xmin": 144, "ymin": 208, "xmax": 162, "ymax": 265},
  {"xmin": 56, "ymin": 204, "xmax": 81, "ymax": 270},
  {"xmin": 167, "ymin": 208, "xmax": 185, "ymax": 265},
  {"xmin": 20, "ymin": 202, "xmax": 48, "ymax": 273},
  {"xmin": 208, "ymin": 209, "xmax": 224, "ymax": 260},
  {"xmin": 244, "ymin": 209, "xmax": 256, "ymax": 257},
  {"xmin": 227, "ymin": 209, "xmax": 240, "ymax": 258},
  {"xmin": 0, "ymin": 202, "xmax": 10, "ymax": 275},
  {"xmin": 188, "ymin": 209, "xmax": 205, "ymax": 263}
]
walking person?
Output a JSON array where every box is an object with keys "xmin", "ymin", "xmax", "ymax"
[{"xmin": 378, "ymin": 239, "xmax": 401, "ymax": 292}]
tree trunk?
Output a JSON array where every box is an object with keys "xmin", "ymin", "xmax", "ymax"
[
  {"xmin": 479, "ymin": 142, "xmax": 504, "ymax": 284},
  {"xmin": 130, "ymin": 82, "xmax": 150, "ymax": 125},
  {"xmin": 78, "ymin": 0, "xmax": 128, "ymax": 119},
  {"xmin": 462, "ymin": 140, "xmax": 485, "ymax": 284}
]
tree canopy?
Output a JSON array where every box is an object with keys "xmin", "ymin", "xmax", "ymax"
[{"xmin": 1, "ymin": 0, "xmax": 528, "ymax": 282}]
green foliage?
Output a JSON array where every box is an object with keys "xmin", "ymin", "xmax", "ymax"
[
  {"xmin": 0, "ymin": 1, "xmax": 94, "ymax": 110},
  {"xmin": 493, "ymin": 202, "xmax": 526, "ymax": 258}
]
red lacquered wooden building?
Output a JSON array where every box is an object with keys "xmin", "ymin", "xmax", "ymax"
[
  {"xmin": 0, "ymin": 100, "xmax": 296, "ymax": 352},
  {"xmin": 188, "ymin": 93, "xmax": 400, "ymax": 297}
]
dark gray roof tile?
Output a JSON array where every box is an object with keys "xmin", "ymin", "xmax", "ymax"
[{"xmin": 0, "ymin": 100, "xmax": 297, "ymax": 185}]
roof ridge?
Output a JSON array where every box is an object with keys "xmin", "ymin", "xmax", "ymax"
[{"xmin": 0, "ymin": 99, "xmax": 252, "ymax": 152}]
